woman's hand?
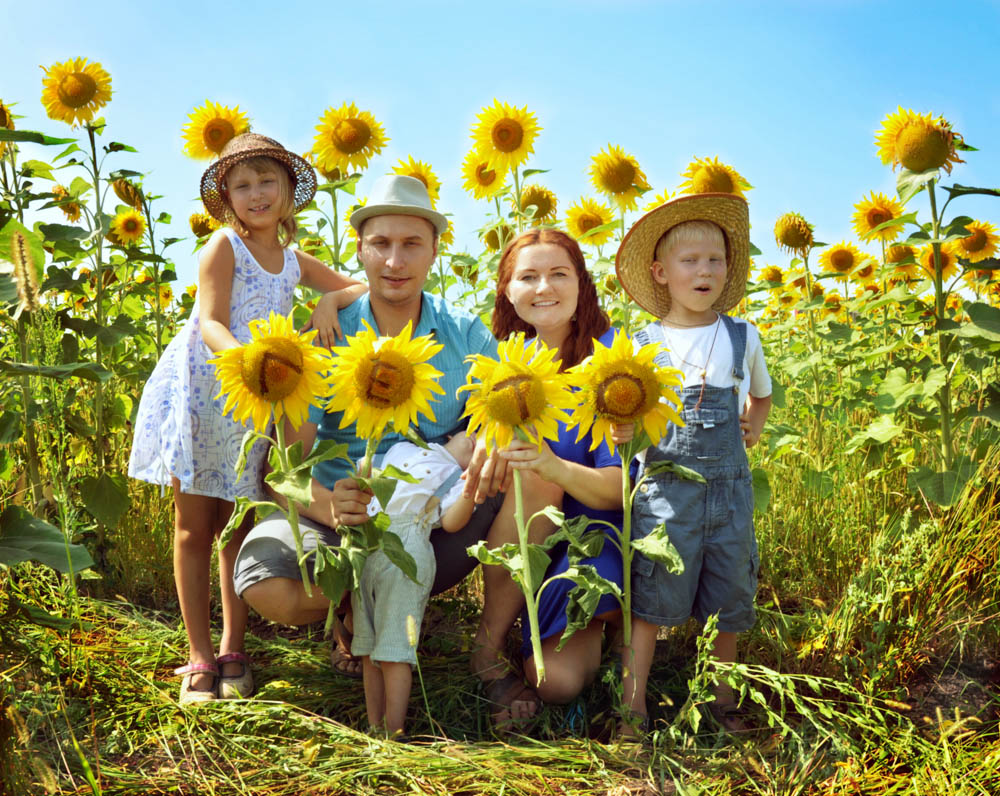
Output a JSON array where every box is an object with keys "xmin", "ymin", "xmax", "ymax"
[
  {"xmin": 610, "ymin": 422, "xmax": 635, "ymax": 446},
  {"xmin": 301, "ymin": 292, "xmax": 344, "ymax": 348},
  {"xmin": 498, "ymin": 438, "xmax": 565, "ymax": 484}
]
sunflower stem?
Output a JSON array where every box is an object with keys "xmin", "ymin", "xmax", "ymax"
[
  {"xmin": 927, "ymin": 180, "xmax": 954, "ymax": 471},
  {"xmin": 274, "ymin": 420, "xmax": 313, "ymax": 598},
  {"xmin": 86, "ymin": 124, "xmax": 107, "ymax": 473},
  {"xmin": 512, "ymin": 168, "xmax": 523, "ymax": 233},
  {"xmin": 513, "ymin": 468, "xmax": 545, "ymax": 685}
]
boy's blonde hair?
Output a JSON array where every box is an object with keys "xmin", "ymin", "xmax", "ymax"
[
  {"xmin": 222, "ymin": 156, "xmax": 298, "ymax": 247},
  {"xmin": 654, "ymin": 220, "xmax": 726, "ymax": 263}
]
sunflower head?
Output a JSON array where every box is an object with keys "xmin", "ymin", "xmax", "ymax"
[
  {"xmin": 519, "ymin": 184, "xmax": 557, "ymax": 225},
  {"xmin": 568, "ymin": 331, "xmax": 684, "ymax": 455},
  {"xmin": 461, "ymin": 150, "xmax": 506, "ymax": 200},
  {"xmin": 51, "ymin": 184, "xmax": 82, "ymax": 222},
  {"xmin": 819, "ymin": 242, "xmax": 864, "ymax": 277},
  {"xmin": 312, "ymin": 102, "xmax": 389, "ymax": 173},
  {"xmin": 875, "ymin": 107, "xmax": 964, "ymax": 174},
  {"xmin": 393, "ymin": 156, "xmax": 441, "ymax": 207},
  {"xmin": 110, "ymin": 209, "xmax": 146, "ymax": 247},
  {"xmin": 760, "ymin": 265, "xmax": 784, "ymax": 285},
  {"xmin": 589, "ymin": 145, "xmax": 650, "ymax": 211},
  {"xmin": 852, "ymin": 191, "xmax": 904, "ymax": 243},
  {"xmin": 482, "ymin": 223, "xmax": 514, "ymax": 253},
  {"xmin": 189, "ymin": 211, "xmax": 221, "ymax": 238},
  {"xmin": 956, "ymin": 220, "xmax": 999, "ymax": 263},
  {"xmin": 471, "ymin": 100, "xmax": 540, "ymax": 175},
  {"xmin": 774, "ymin": 212, "xmax": 814, "ymax": 255},
  {"xmin": 460, "ymin": 334, "xmax": 576, "ymax": 453},
  {"xmin": 851, "ymin": 259, "xmax": 877, "ymax": 285},
  {"xmin": 211, "ymin": 312, "xmax": 332, "ymax": 431},
  {"xmin": 919, "ymin": 244, "xmax": 960, "ymax": 281},
  {"xmin": 182, "ymin": 100, "xmax": 250, "ymax": 160},
  {"xmin": 40, "ymin": 57, "xmax": 112, "ymax": 127},
  {"xmin": 678, "ymin": 156, "xmax": 750, "ymax": 198},
  {"xmin": 643, "ymin": 189, "xmax": 674, "ymax": 212},
  {"xmin": 0, "ymin": 99, "xmax": 13, "ymax": 156},
  {"xmin": 112, "ymin": 178, "xmax": 144, "ymax": 210},
  {"xmin": 325, "ymin": 321, "xmax": 445, "ymax": 441},
  {"xmin": 566, "ymin": 197, "xmax": 615, "ymax": 247}
]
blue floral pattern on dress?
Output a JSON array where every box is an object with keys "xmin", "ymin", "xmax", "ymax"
[{"xmin": 128, "ymin": 228, "xmax": 300, "ymax": 500}]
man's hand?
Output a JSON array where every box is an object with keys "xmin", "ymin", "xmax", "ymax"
[
  {"xmin": 462, "ymin": 437, "xmax": 511, "ymax": 503},
  {"xmin": 330, "ymin": 477, "xmax": 374, "ymax": 526}
]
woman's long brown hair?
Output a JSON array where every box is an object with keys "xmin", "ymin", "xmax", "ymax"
[{"xmin": 492, "ymin": 228, "xmax": 610, "ymax": 370}]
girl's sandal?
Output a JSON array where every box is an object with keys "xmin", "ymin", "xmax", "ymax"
[
  {"xmin": 217, "ymin": 652, "xmax": 255, "ymax": 699},
  {"xmin": 175, "ymin": 662, "xmax": 219, "ymax": 705}
]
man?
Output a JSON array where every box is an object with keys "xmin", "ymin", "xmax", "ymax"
[{"xmin": 233, "ymin": 175, "xmax": 540, "ymax": 724}]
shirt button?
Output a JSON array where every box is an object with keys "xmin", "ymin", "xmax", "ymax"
[{"xmin": 639, "ymin": 484, "xmax": 648, "ymax": 493}]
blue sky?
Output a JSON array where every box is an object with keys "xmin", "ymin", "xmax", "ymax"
[{"xmin": 5, "ymin": 0, "xmax": 999, "ymax": 289}]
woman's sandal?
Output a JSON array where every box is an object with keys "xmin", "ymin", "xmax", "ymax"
[
  {"xmin": 175, "ymin": 662, "xmax": 219, "ymax": 705},
  {"xmin": 707, "ymin": 701, "xmax": 750, "ymax": 733},
  {"xmin": 217, "ymin": 652, "xmax": 255, "ymax": 699},
  {"xmin": 479, "ymin": 671, "xmax": 540, "ymax": 730}
]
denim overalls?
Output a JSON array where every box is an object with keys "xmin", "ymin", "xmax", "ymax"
[{"xmin": 631, "ymin": 314, "xmax": 758, "ymax": 632}]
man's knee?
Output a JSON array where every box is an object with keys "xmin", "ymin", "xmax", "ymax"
[{"xmin": 243, "ymin": 577, "xmax": 329, "ymax": 626}]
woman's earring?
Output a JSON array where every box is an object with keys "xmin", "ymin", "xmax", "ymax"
[{"xmin": 571, "ymin": 313, "xmax": 577, "ymax": 322}]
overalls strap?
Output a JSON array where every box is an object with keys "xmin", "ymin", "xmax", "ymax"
[
  {"xmin": 719, "ymin": 314, "xmax": 746, "ymax": 384},
  {"xmin": 635, "ymin": 322, "xmax": 673, "ymax": 368},
  {"xmin": 432, "ymin": 467, "xmax": 463, "ymax": 501}
]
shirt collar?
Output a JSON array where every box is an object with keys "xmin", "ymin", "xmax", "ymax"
[{"xmin": 358, "ymin": 292, "xmax": 439, "ymax": 337}]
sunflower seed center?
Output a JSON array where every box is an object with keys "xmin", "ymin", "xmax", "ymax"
[
  {"xmin": 58, "ymin": 73, "xmax": 98, "ymax": 108},
  {"xmin": 333, "ymin": 119, "xmax": 372, "ymax": 154},
  {"xmin": 492, "ymin": 119, "xmax": 524, "ymax": 153}
]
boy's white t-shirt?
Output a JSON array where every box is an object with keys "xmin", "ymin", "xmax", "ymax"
[
  {"xmin": 647, "ymin": 315, "xmax": 772, "ymax": 412},
  {"xmin": 365, "ymin": 441, "xmax": 465, "ymax": 523}
]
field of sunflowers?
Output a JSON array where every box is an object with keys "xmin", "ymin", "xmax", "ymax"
[{"xmin": 1, "ymin": 57, "xmax": 999, "ymax": 795}]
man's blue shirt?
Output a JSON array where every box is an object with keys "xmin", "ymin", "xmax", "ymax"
[{"xmin": 308, "ymin": 292, "xmax": 498, "ymax": 486}]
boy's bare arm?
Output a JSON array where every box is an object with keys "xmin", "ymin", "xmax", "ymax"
[
  {"xmin": 740, "ymin": 394, "xmax": 772, "ymax": 448},
  {"xmin": 439, "ymin": 493, "xmax": 477, "ymax": 533}
]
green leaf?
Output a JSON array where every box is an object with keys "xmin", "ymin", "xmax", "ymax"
[
  {"xmin": 0, "ymin": 360, "xmax": 111, "ymax": 382},
  {"xmin": 557, "ymin": 564, "xmax": 622, "ymax": 651},
  {"xmin": 265, "ymin": 467, "xmax": 313, "ymax": 507},
  {"xmin": 21, "ymin": 160, "xmax": 55, "ymax": 181},
  {"xmin": 896, "ymin": 168, "xmax": 938, "ymax": 204},
  {"xmin": 218, "ymin": 497, "xmax": 268, "ymax": 549},
  {"xmin": 521, "ymin": 168, "xmax": 550, "ymax": 178},
  {"xmin": 0, "ymin": 219, "xmax": 46, "ymax": 286},
  {"xmin": 0, "ymin": 129, "xmax": 76, "ymax": 146},
  {"xmin": 943, "ymin": 184, "xmax": 1000, "ymax": 201},
  {"xmin": 961, "ymin": 302, "xmax": 1000, "ymax": 342},
  {"xmin": 466, "ymin": 540, "xmax": 512, "ymax": 568},
  {"xmin": 874, "ymin": 367, "xmax": 921, "ymax": 413},
  {"xmin": 80, "ymin": 473, "xmax": 130, "ymax": 528},
  {"xmin": 369, "ymin": 472, "xmax": 401, "ymax": 512},
  {"xmin": 908, "ymin": 461, "xmax": 976, "ymax": 507},
  {"xmin": 802, "ymin": 468, "xmax": 835, "ymax": 498},
  {"xmin": 749, "ymin": 241, "xmax": 762, "ymax": 257},
  {"xmin": 0, "ymin": 411, "xmax": 21, "ymax": 444},
  {"xmin": 301, "ymin": 439, "xmax": 350, "ymax": 470},
  {"xmin": 313, "ymin": 544, "xmax": 352, "ymax": 603},
  {"xmin": 921, "ymin": 366, "xmax": 948, "ymax": 400},
  {"xmin": 643, "ymin": 459, "xmax": 707, "ymax": 483},
  {"xmin": 106, "ymin": 141, "xmax": 138, "ymax": 153},
  {"xmin": 379, "ymin": 530, "xmax": 420, "ymax": 584},
  {"xmin": 235, "ymin": 428, "xmax": 260, "ymax": 479},
  {"xmin": 0, "ymin": 272, "xmax": 16, "ymax": 306},
  {"xmin": 633, "ymin": 524, "xmax": 684, "ymax": 574},
  {"xmin": 845, "ymin": 415, "xmax": 904, "ymax": 453},
  {"xmin": 751, "ymin": 468, "xmax": 771, "ymax": 513},
  {"xmin": 770, "ymin": 380, "xmax": 786, "ymax": 410},
  {"xmin": 0, "ymin": 507, "xmax": 94, "ymax": 572}
]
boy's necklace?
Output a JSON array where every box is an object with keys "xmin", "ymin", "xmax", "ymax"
[{"xmin": 660, "ymin": 313, "xmax": 721, "ymax": 410}]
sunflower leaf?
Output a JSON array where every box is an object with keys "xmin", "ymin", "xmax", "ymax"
[
  {"xmin": 643, "ymin": 459, "xmax": 706, "ymax": 483},
  {"xmin": 557, "ymin": 564, "xmax": 622, "ymax": 651},
  {"xmin": 749, "ymin": 242, "xmax": 762, "ymax": 256},
  {"xmin": 942, "ymin": 184, "xmax": 1000, "ymax": 200},
  {"xmin": 0, "ymin": 506, "xmax": 94, "ymax": 573},
  {"xmin": 751, "ymin": 468, "xmax": 771, "ymax": 513},
  {"xmin": 301, "ymin": 440, "xmax": 350, "ymax": 470},
  {"xmin": 633, "ymin": 524, "xmax": 684, "ymax": 574},
  {"xmin": 897, "ymin": 168, "xmax": 938, "ymax": 204},
  {"xmin": 80, "ymin": 473, "xmax": 130, "ymax": 529},
  {"xmin": 265, "ymin": 467, "xmax": 313, "ymax": 507},
  {"xmin": 0, "ymin": 129, "xmax": 76, "ymax": 146},
  {"xmin": 379, "ymin": 530, "xmax": 419, "ymax": 584},
  {"xmin": 313, "ymin": 544, "xmax": 353, "ymax": 603}
]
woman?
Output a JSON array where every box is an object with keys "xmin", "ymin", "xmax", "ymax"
[{"xmin": 475, "ymin": 228, "xmax": 624, "ymax": 711}]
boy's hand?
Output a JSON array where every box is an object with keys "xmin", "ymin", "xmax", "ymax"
[
  {"xmin": 610, "ymin": 422, "xmax": 635, "ymax": 446},
  {"xmin": 301, "ymin": 292, "xmax": 343, "ymax": 348},
  {"xmin": 739, "ymin": 412, "xmax": 761, "ymax": 447}
]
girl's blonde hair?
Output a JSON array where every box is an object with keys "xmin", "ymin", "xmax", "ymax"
[
  {"xmin": 654, "ymin": 220, "xmax": 726, "ymax": 263},
  {"xmin": 221, "ymin": 156, "xmax": 298, "ymax": 247}
]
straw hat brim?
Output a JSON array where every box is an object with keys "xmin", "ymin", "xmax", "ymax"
[
  {"xmin": 615, "ymin": 193, "xmax": 750, "ymax": 317},
  {"xmin": 350, "ymin": 204, "xmax": 449, "ymax": 236},
  {"xmin": 200, "ymin": 146, "xmax": 317, "ymax": 222}
]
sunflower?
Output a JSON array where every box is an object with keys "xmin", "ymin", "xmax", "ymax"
[
  {"xmin": 955, "ymin": 220, "xmax": 999, "ymax": 263},
  {"xmin": 589, "ymin": 145, "xmax": 650, "ymax": 211},
  {"xmin": 51, "ymin": 184, "xmax": 82, "ymax": 222},
  {"xmin": 156, "ymin": 285, "xmax": 173, "ymax": 310},
  {"xmin": 112, "ymin": 178, "xmax": 143, "ymax": 210},
  {"xmin": 181, "ymin": 100, "xmax": 250, "ymax": 160},
  {"xmin": 774, "ymin": 212, "xmax": 814, "ymax": 255},
  {"xmin": 325, "ymin": 320, "xmax": 444, "ymax": 441},
  {"xmin": 850, "ymin": 258, "xmax": 878, "ymax": 286},
  {"xmin": 519, "ymin": 183, "xmax": 557, "ymax": 225},
  {"xmin": 0, "ymin": 99, "xmax": 14, "ymax": 156},
  {"xmin": 567, "ymin": 331, "xmax": 684, "ymax": 456},
  {"xmin": 460, "ymin": 333, "xmax": 577, "ymax": 453},
  {"xmin": 776, "ymin": 288, "xmax": 798, "ymax": 308},
  {"xmin": 566, "ymin": 197, "xmax": 615, "ymax": 247},
  {"xmin": 852, "ymin": 191, "xmax": 904, "ymax": 243},
  {"xmin": 110, "ymin": 209, "xmax": 146, "ymax": 247},
  {"xmin": 186, "ymin": 284, "xmax": 198, "ymax": 300},
  {"xmin": 482, "ymin": 223, "xmax": 514, "ymax": 253},
  {"xmin": 393, "ymin": 156, "xmax": 441, "ymax": 207},
  {"xmin": 819, "ymin": 241, "xmax": 864, "ymax": 278},
  {"xmin": 461, "ymin": 150, "xmax": 507, "ymax": 200},
  {"xmin": 875, "ymin": 107, "xmax": 963, "ymax": 174},
  {"xmin": 643, "ymin": 189, "xmax": 674, "ymax": 212},
  {"xmin": 312, "ymin": 102, "xmax": 388, "ymax": 174},
  {"xmin": 439, "ymin": 220, "xmax": 455, "ymax": 251},
  {"xmin": 963, "ymin": 268, "xmax": 997, "ymax": 294},
  {"xmin": 40, "ymin": 57, "xmax": 112, "ymax": 127},
  {"xmin": 344, "ymin": 197, "xmax": 366, "ymax": 228},
  {"xmin": 822, "ymin": 293, "xmax": 844, "ymax": 319},
  {"xmin": 678, "ymin": 156, "xmax": 750, "ymax": 198},
  {"xmin": 890, "ymin": 248, "xmax": 920, "ymax": 283},
  {"xmin": 470, "ymin": 100, "xmax": 540, "ymax": 176},
  {"xmin": 189, "ymin": 211, "xmax": 220, "ymax": 238},
  {"xmin": 759, "ymin": 264, "xmax": 784, "ymax": 285},
  {"xmin": 211, "ymin": 312, "xmax": 332, "ymax": 432},
  {"xmin": 919, "ymin": 244, "xmax": 960, "ymax": 282}
]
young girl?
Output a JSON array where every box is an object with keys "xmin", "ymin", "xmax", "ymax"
[{"xmin": 129, "ymin": 133, "xmax": 366, "ymax": 704}]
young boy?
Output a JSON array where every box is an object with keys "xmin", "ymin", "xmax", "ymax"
[
  {"xmin": 614, "ymin": 193, "xmax": 772, "ymax": 733},
  {"xmin": 351, "ymin": 433, "xmax": 477, "ymax": 737}
]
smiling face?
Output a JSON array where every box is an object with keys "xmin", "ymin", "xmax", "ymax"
[
  {"xmin": 504, "ymin": 242, "xmax": 580, "ymax": 349},
  {"xmin": 651, "ymin": 230, "xmax": 727, "ymax": 326},
  {"xmin": 359, "ymin": 214, "xmax": 438, "ymax": 316},
  {"xmin": 223, "ymin": 160, "xmax": 293, "ymax": 233}
]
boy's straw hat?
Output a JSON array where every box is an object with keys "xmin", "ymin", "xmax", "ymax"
[
  {"xmin": 200, "ymin": 133, "xmax": 317, "ymax": 221},
  {"xmin": 615, "ymin": 192, "xmax": 750, "ymax": 317},
  {"xmin": 350, "ymin": 174, "xmax": 449, "ymax": 235}
]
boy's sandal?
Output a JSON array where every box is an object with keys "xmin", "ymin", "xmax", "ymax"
[
  {"xmin": 479, "ymin": 671, "xmax": 540, "ymax": 730},
  {"xmin": 707, "ymin": 701, "xmax": 750, "ymax": 733},
  {"xmin": 217, "ymin": 652, "xmax": 255, "ymax": 699},
  {"xmin": 175, "ymin": 662, "xmax": 219, "ymax": 705}
]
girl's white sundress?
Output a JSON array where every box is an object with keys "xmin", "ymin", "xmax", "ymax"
[{"xmin": 128, "ymin": 228, "xmax": 300, "ymax": 501}]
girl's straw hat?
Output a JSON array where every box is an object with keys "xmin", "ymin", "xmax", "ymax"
[
  {"xmin": 615, "ymin": 193, "xmax": 750, "ymax": 316},
  {"xmin": 200, "ymin": 133, "xmax": 317, "ymax": 221}
]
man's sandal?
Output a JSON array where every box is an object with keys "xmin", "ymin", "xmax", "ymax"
[
  {"xmin": 217, "ymin": 652, "xmax": 255, "ymax": 699},
  {"xmin": 175, "ymin": 662, "xmax": 218, "ymax": 705}
]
